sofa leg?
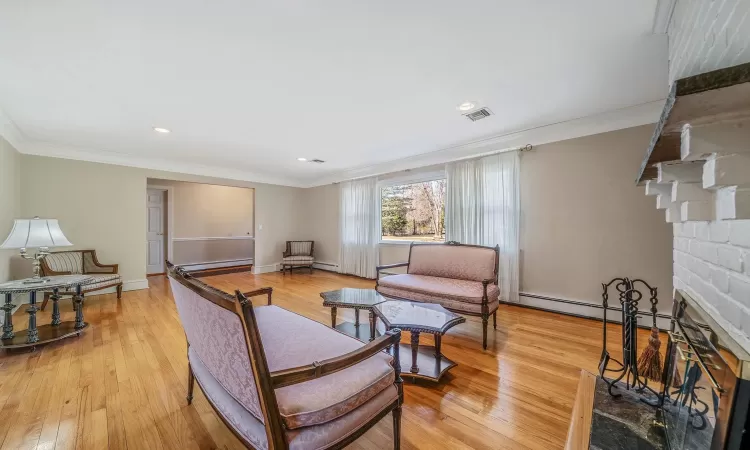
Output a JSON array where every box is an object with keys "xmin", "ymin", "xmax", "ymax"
[
  {"xmin": 116, "ymin": 284, "xmax": 123, "ymax": 299},
  {"xmin": 41, "ymin": 293, "xmax": 51, "ymax": 312},
  {"xmin": 187, "ymin": 364, "xmax": 195, "ymax": 405},
  {"xmin": 482, "ymin": 315, "xmax": 488, "ymax": 350},
  {"xmin": 392, "ymin": 406, "xmax": 402, "ymax": 450},
  {"xmin": 493, "ymin": 311, "xmax": 497, "ymax": 329}
]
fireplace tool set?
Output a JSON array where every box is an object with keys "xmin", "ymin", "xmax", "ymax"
[{"xmin": 599, "ymin": 277, "xmax": 663, "ymax": 405}]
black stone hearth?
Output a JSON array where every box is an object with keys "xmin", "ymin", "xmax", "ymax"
[{"xmin": 589, "ymin": 378, "xmax": 667, "ymax": 450}]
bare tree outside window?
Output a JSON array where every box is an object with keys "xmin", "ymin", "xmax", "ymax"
[{"xmin": 381, "ymin": 179, "xmax": 446, "ymax": 242}]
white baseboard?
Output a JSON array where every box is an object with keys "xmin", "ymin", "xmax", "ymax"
[
  {"xmin": 516, "ymin": 292, "xmax": 672, "ymax": 330},
  {"xmin": 180, "ymin": 259, "xmax": 254, "ymax": 271},
  {"xmin": 253, "ymin": 264, "xmax": 279, "ymax": 274},
  {"xmin": 313, "ymin": 261, "xmax": 339, "ymax": 272}
]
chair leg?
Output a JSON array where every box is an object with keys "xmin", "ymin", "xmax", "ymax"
[
  {"xmin": 116, "ymin": 284, "xmax": 123, "ymax": 299},
  {"xmin": 41, "ymin": 293, "xmax": 50, "ymax": 311},
  {"xmin": 187, "ymin": 364, "xmax": 195, "ymax": 405},
  {"xmin": 392, "ymin": 406, "xmax": 402, "ymax": 450},
  {"xmin": 482, "ymin": 314, "xmax": 488, "ymax": 350},
  {"xmin": 493, "ymin": 311, "xmax": 497, "ymax": 329}
]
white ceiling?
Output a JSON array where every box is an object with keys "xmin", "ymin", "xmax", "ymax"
[{"xmin": 0, "ymin": 0, "xmax": 668, "ymax": 187}]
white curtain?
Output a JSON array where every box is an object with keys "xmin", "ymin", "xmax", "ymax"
[
  {"xmin": 339, "ymin": 177, "xmax": 379, "ymax": 278},
  {"xmin": 445, "ymin": 151, "xmax": 520, "ymax": 303}
]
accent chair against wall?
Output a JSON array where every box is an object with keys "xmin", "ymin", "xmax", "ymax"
[
  {"xmin": 281, "ymin": 240, "xmax": 314, "ymax": 274},
  {"xmin": 40, "ymin": 249, "xmax": 122, "ymax": 310}
]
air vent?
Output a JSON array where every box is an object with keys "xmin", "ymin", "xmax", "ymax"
[
  {"xmin": 309, "ymin": 159, "xmax": 325, "ymax": 164},
  {"xmin": 464, "ymin": 108, "xmax": 493, "ymax": 122}
]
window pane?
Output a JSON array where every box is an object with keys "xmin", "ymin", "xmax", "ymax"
[{"xmin": 381, "ymin": 179, "xmax": 446, "ymax": 242}]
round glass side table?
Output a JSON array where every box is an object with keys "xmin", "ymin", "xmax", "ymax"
[{"xmin": 1, "ymin": 275, "xmax": 94, "ymax": 350}]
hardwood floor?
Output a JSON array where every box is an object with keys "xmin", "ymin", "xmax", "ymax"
[{"xmin": 0, "ymin": 270, "xmax": 663, "ymax": 449}]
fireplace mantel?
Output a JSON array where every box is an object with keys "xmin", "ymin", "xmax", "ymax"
[{"xmin": 637, "ymin": 62, "xmax": 750, "ymax": 223}]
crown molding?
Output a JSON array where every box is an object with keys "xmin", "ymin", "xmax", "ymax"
[
  {"xmin": 0, "ymin": 106, "xmax": 27, "ymax": 152},
  {"xmin": 652, "ymin": 0, "xmax": 677, "ymax": 34},
  {"xmin": 22, "ymin": 141, "xmax": 305, "ymax": 188},
  {"xmin": 304, "ymin": 99, "xmax": 666, "ymax": 187}
]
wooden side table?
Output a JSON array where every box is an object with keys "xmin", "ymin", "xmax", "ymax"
[{"xmin": 1, "ymin": 275, "xmax": 94, "ymax": 350}]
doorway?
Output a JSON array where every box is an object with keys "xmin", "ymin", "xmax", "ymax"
[{"xmin": 146, "ymin": 186, "xmax": 173, "ymax": 275}]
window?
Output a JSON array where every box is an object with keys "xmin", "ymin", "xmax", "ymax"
[{"xmin": 380, "ymin": 178, "xmax": 446, "ymax": 242}]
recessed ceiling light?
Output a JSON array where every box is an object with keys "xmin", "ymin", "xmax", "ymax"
[
  {"xmin": 297, "ymin": 157, "xmax": 308, "ymax": 161},
  {"xmin": 457, "ymin": 102, "xmax": 476, "ymax": 111},
  {"xmin": 153, "ymin": 127, "xmax": 171, "ymax": 133}
]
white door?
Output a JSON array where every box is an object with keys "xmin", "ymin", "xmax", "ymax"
[{"xmin": 147, "ymin": 189, "xmax": 165, "ymax": 274}]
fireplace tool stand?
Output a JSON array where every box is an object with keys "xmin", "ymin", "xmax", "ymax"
[{"xmin": 599, "ymin": 277, "xmax": 661, "ymax": 406}]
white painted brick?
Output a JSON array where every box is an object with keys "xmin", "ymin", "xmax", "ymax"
[
  {"xmin": 712, "ymin": 267, "xmax": 730, "ymax": 293},
  {"xmin": 674, "ymin": 223, "xmax": 683, "ymax": 237},
  {"xmin": 709, "ymin": 221, "xmax": 730, "ymax": 243},
  {"xmin": 718, "ymin": 245, "xmax": 744, "ymax": 272},
  {"xmin": 682, "ymin": 222, "xmax": 695, "ymax": 238},
  {"xmin": 744, "ymin": 250, "xmax": 750, "ymax": 276},
  {"xmin": 729, "ymin": 274, "xmax": 750, "ymax": 308},
  {"xmin": 694, "ymin": 222, "xmax": 710, "ymax": 241},
  {"xmin": 674, "ymin": 237, "xmax": 691, "ymax": 252},
  {"xmin": 694, "ymin": 241, "xmax": 720, "ymax": 265},
  {"xmin": 689, "ymin": 256, "xmax": 712, "ymax": 279},
  {"xmin": 730, "ymin": 221, "xmax": 750, "ymax": 248}
]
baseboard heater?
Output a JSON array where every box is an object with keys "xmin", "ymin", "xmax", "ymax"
[{"xmin": 506, "ymin": 292, "xmax": 672, "ymax": 330}]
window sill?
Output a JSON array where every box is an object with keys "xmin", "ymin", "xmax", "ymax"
[{"xmin": 379, "ymin": 240, "xmax": 415, "ymax": 245}]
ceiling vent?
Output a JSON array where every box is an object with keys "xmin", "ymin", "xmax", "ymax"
[
  {"xmin": 309, "ymin": 159, "xmax": 325, "ymax": 164},
  {"xmin": 463, "ymin": 108, "xmax": 493, "ymax": 122}
]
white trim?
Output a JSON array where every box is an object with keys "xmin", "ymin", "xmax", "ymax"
[
  {"xmin": 146, "ymin": 185, "xmax": 175, "ymax": 264},
  {"xmin": 517, "ymin": 292, "xmax": 671, "ymax": 330},
  {"xmin": 312, "ymin": 261, "xmax": 339, "ymax": 272},
  {"xmin": 307, "ymin": 100, "xmax": 665, "ymax": 187},
  {"xmin": 377, "ymin": 170, "xmax": 446, "ymax": 188},
  {"xmin": 0, "ymin": 106, "xmax": 27, "ymax": 152},
  {"xmin": 172, "ymin": 236, "xmax": 255, "ymax": 241},
  {"xmin": 23, "ymin": 140, "xmax": 304, "ymax": 188},
  {"xmin": 179, "ymin": 258, "xmax": 254, "ymax": 271},
  {"xmin": 379, "ymin": 240, "xmax": 424, "ymax": 245},
  {"xmin": 652, "ymin": 0, "xmax": 677, "ymax": 34},
  {"xmin": 253, "ymin": 263, "xmax": 278, "ymax": 274}
]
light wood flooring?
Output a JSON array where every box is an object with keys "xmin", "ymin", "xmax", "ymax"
[{"xmin": 0, "ymin": 270, "xmax": 662, "ymax": 449}]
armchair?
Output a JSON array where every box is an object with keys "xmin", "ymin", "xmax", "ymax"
[
  {"xmin": 40, "ymin": 249, "xmax": 123, "ymax": 311},
  {"xmin": 281, "ymin": 240, "xmax": 314, "ymax": 274},
  {"xmin": 167, "ymin": 262, "xmax": 403, "ymax": 449}
]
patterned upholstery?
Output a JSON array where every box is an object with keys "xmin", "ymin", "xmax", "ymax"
[
  {"xmin": 282, "ymin": 255, "xmax": 314, "ymax": 263},
  {"xmin": 189, "ymin": 347, "xmax": 398, "ymax": 450},
  {"xmin": 44, "ymin": 252, "xmax": 83, "ymax": 274},
  {"xmin": 254, "ymin": 305, "xmax": 395, "ymax": 429},
  {"xmin": 377, "ymin": 285, "xmax": 499, "ymax": 314},
  {"xmin": 289, "ymin": 241, "xmax": 313, "ymax": 256},
  {"xmin": 79, "ymin": 274, "xmax": 122, "ymax": 291},
  {"xmin": 408, "ymin": 244, "xmax": 496, "ymax": 282},
  {"xmin": 169, "ymin": 278, "xmax": 264, "ymax": 422},
  {"xmin": 377, "ymin": 274, "xmax": 499, "ymax": 304}
]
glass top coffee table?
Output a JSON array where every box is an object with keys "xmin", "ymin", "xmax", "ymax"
[
  {"xmin": 320, "ymin": 288, "xmax": 387, "ymax": 342},
  {"xmin": 373, "ymin": 300, "xmax": 466, "ymax": 382}
]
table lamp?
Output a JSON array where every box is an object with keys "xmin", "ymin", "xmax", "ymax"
[{"xmin": 1, "ymin": 217, "xmax": 73, "ymax": 283}]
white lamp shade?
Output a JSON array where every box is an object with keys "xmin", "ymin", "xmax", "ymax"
[{"xmin": 1, "ymin": 218, "xmax": 73, "ymax": 249}]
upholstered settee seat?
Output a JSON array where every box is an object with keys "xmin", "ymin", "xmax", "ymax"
[
  {"xmin": 254, "ymin": 305, "xmax": 395, "ymax": 430},
  {"xmin": 189, "ymin": 347, "xmax": 398, "ymax": 450},
  {"xmin": 377, "ymin": 274, "xmax": 499, "ymax": 305},
  {"xmin": 281, "ymin": 255, "xmax": 315, "ymax": 264},
  {"xmin": 80, "ymin": 274, "xmax": 122, "ymax": 291}
]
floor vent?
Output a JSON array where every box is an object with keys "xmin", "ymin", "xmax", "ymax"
[{"xmin": 464, "ymin": 108, "xmax": 493, "ymax": 122}]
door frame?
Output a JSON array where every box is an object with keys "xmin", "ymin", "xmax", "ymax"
[{"xmin": 147, "ymin": 185, "xmax": 175, "ymax": 267}]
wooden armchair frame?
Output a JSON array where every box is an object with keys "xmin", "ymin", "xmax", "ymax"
[
  {"xmin": 281, "ymin": 240, "xmax": 315, "ymax": 274},
  {"xmin": 168, "ymin": 262, "xmax": 404, "ymax": 449},
  {"xmin": 375, "ymin": 241, "xmax": 500, "ymax": 350},
  {"xmin": 40, "ymin": 249, "xmax": 123, "ymax": 311}
]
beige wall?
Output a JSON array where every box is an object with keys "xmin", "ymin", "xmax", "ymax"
[
  {"xmin": 302, "ymin": 183, "xmax": 341, "ymax": 265},
  {"xmin": 303, "ymin": 126, "xmax": 673, "ymax": 316},
  {"xmin": 0, "ymin": 137, "xmax": 21, "ymax": 282},
  {"xmin": 148, "ymin": 179, "xmax": 254, "ymax": 238},
  {"xmin": 519, "ymin": 125, "xmax": 673, "ymax": 313},
  {"xmin": 20, "ymin": 155, "xmax": 306, "ymax": 284}
]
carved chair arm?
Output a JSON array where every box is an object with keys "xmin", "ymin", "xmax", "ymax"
[
  {"xmin": 242, "ymin": 287, "xmax": 273, "ymax": 306},
  {"xmin": 375, "ymin": 262, "xmax": 408, "ymax": 281},
  {"xmin": 84, "ymin": 263, "xmax": 119, "ymax": 274},
  {"xmin": 481, "ymin": 279, "xmax": 495, "ymax": 305},
  {"xmin": 270, "ymin": 329, "xmax": 402, "ymax": 389}
]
